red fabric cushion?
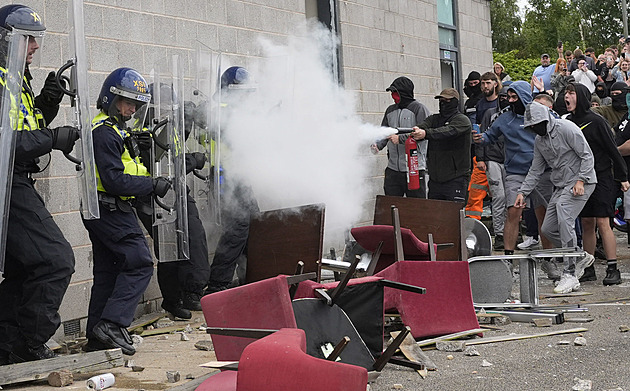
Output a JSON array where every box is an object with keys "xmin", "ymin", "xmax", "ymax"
[
  {"xmin": 196, "ymin": 371, "xmax": 237, "ymax": 391},
  {"xmin": 200, "ymin": 276, "xmax": 298, "ymax": 361},
  {"xmin": 351, "ymin": 225, "xmax": 436, "ymax": 256},
  {"xmin": 237, "ymin": 329, "xmax": 368, "ymax": 391},
  {"xmin": 376, "ymin": 261, "xmax": 480, "ymax": 339}
]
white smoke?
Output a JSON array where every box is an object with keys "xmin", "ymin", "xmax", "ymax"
[{"xmin": 221, "ymin": 21, "xmax": 395, "ymax": 242}]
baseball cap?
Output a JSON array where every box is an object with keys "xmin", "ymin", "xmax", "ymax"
[
  {"xmin": 434, "ymin": 88, "xmax": 460, "ymax": 100},
  {"xmin": 541, "ymin": 53, "xmax": 550, "ymax": 59}
]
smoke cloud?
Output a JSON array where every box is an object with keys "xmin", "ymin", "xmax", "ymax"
[{"xmin": 220, "ymin": 21, "xmax": 394, "ymax": 244}]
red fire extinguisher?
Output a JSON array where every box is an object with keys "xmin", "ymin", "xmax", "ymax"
[{"xmin": 405, "ymin": 136, "xmax": 420, "ymax": 190}]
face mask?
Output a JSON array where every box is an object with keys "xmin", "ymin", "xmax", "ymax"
[
  {"xmin": 391, "ymin": 92, "xmax": 401, "ymax": 104},
  {"xmin": 498, "ymin": 96, "xmax": 509, "ymax": 110},
  {"xmin": 439, "ymin": 99, "xmax": 459, "ymax": 117},
  {"xmin": 596, "ymin": 88, "xmax": 606, "ymax": 98},
  {"xmin": 528, "ymin": 121, "xmax": 548, "ymax": 136},
  {"xmin": 509, "ymin": 97, "xmax": 526, "ymax": 115},
  {"xmin": 613, "ymin": 92, "xmax": 628, "ymax": 111},
  {"xmin": 464, "ymin": 83, "xmax": 481, "ymax": 97}
]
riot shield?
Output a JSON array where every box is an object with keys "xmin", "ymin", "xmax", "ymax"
[
  {"xmin": 192, "ymin": 43, "xmax": 222, "ymax": 226},
  {"xmin": 147, "ymin": 56, "xmax": 189, "ymax": 262},
  {"xmin": 55, "ymin": 0, "xmax": 99, "ymax": 220},
  {"xmin": 0, "ymin": 27, "xmax": 31, "ymax": 273}
]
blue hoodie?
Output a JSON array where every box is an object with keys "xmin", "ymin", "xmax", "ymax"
[{"xmin": 478, "ymin": 80, "xmax": 535, "ymax": 176}]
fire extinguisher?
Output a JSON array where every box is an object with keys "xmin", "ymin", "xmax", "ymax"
[{"xmin": 405, "ymin": 136, "xmax": 420, "ymax": 190}]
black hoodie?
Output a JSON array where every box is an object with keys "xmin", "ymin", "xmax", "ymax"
[
  {"xmin": 567, "ymin": 83, "xmax": 627, "ymax": 182},
  {"xmin": 386, "ymin": 77, "xmax": 415, "ymax": 109}
]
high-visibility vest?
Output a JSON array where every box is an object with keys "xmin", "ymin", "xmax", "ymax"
[
  {"xmin": 0, "ymin": 67, "xmax": 45, "ymax": 131},
  {"xmin": 92, "ymin": 112, "xmax": 150, "ymax": 199}
]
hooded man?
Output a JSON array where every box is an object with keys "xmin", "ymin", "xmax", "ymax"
[
  {"xmin": 566, "ymin": 83, "xmax": 629, "ymax": 285},
  {"xmin": 595, "ymin": 82, "xmax": 611, "ymax": 106},
  {"xmin": 463, "ymin": 71, "xmax": 483, "ymax": 124},
  {"xmin": 410, "ymin": 88, "xmax": 471, "ymax": 202},
  {"xmin": 473, "ymin": 81, "xmax": 554, "ymax": 266},
  {"xmin": 592, "ymin": 82, "xmax": 628, "ymax": 128},
  {"xmin": 516, "ymin": 101, "xmax": 597, "ymax": 294},
  {"xmin": 373, "ymin": 76, "xmax": 430, "ymax": 198}
]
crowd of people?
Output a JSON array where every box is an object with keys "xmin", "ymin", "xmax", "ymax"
[{"xmin": 376, "ymin": 40, "xmax": 630, "ymax": 295}]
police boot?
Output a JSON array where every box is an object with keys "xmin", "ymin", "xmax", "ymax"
[
  {"xmin": 182, "ymin": 291, "xmax": 203, "ymax": 311},
  {"xmin": 162, "ymin": 300, "xmax": 192, "ymax": 320},
  {"xmin": 92, "ymin": 320, "xmax": 136, "ymax": 356},
  {"xmin": 9, "ymin": 341, "xmax": 56, "ymax": 363}
]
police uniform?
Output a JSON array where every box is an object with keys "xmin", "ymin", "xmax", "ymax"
[
  {"xmin": 83, "ymin": 111, "xmax": 155, "ymax": 344},
  {"xmin": 0, "ymin": 67, "xmax": 75, "ymax": 362}
]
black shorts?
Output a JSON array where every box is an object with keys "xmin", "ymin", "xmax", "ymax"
[{"xmin": 579, "ymin": 172, "xmax": 616, "ymax": 218}]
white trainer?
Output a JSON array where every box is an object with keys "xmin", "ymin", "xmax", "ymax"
[
  {"xmin": 517, "ymin": 235, "xmax": 539, "ymax": 250},
  {"xmin": 554, "ymin": 274, "xmax": 580, "ymax": 294},
  {"xmin": 575, "ymin": 253, "xmax": 595, "ymax": 280}
]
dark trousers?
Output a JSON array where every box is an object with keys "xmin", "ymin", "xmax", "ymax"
[
  {"xmin": 0, "ymin": 175, "xmax": 74, "ymax": 353},
  {"xmin": 137, "ymin": 194, "xmax": 210, "ymax": 306},
  {"xmin": 383, "ymin": 167, "xmax": 426, "ymax": 198},
  {"xmin": 82, "ymin": 205, "xmax": 153, "ymax": 336},
  {"xmin": 428, "ymin": 175, "xmax": 468, "ymax": 203}
]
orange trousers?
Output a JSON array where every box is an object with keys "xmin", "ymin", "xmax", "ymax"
[{"xmin": 465, "ymin": 157, "xmax": 489, "ymax": 220}]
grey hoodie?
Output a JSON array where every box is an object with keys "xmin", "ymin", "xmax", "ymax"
[{"xmin": 518, "ymin": 101, "xmax": 596, "ymax": 197}]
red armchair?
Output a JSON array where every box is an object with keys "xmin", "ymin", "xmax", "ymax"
[{"xmin": 196, "ymin": 328, "xmax": 368, "ymax": 391}]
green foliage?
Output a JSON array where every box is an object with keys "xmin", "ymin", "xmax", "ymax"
[
  {"xmin": 521, "ymin": 0, "xmax": 581, "ymax": 58},
  {"xmin": 489, "ymin": 0, "xmax": 525, "ymax": 52},
  {"xmin": 493, "ymin": 51, "xmax": 541, "ymax": 82}
]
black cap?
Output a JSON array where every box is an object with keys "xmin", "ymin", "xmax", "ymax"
[{"xmin": 465, "ymin": 71, "xmax": 481, "ymax": 82}]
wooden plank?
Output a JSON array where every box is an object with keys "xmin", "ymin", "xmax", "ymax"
[
  {"xmin": 140, "ymin": 325, "xmax": 187, "ymax": 336},
  {"xmin": 0, "ymin": 349, "xmax": 123, "ymax": 386},
  {"xmin": 128, "ymin": 313, "xmax": 165, "ymax": 333},
  {"xmin": 416, "ymin": 328, "xmax": 486, "ymax": 347},
  {"xmin": 199, "ymin": 361, "xmax": 239, "ymax": 370},
  {"xmin": 465, "ymin": 327, "xmax": 588, "ymax": 346},
  {"xmin": 166, "ymin": 372, "xmax": 215, "ymax": 391},
  {"xmin": 391, "ymin": 331, "xmax": 436, "ymax": 372},
  {"xmin": 246, "ymin": 204, "xmax": 325, "ymax": 283},
  {"xmin": 540, "ymin": 292, "xmax": 593, "ymax": 299},
  {"xmin": 373, "ymin": 195, "xmax": 464, "ymax": 261}
]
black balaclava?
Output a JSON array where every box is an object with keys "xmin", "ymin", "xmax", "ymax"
[
  {"xmin": 595, "ymin": 82, "xmax": 608, "ymax": 99},
  {"xmin": 463, "ymin": 71, "xmax": 481, "ymax": 98},
  {"xmin": 508, "ymin": 89, "xmax": 525, "ymax": 115},
  {"xmin": 571, "ymin": 83, "xmax": 593, "ymax": 118},
  {"xmin": 439, "ymin": 98, "xmax": 459, "ymax": 118},
  {"xmin": 611, "ymin": 82, "xmax": 629, "ymax": 111},
  {"xmin": 529, "ymin": 121, "xmax": 548, "ymax": 136},
  {"xmin": 386, "ymin": 76, "xmax": 415, "ymax": 109},
  {"xmin": 498, "ymin": 86, "xmax": 510, "ymax": 110}
]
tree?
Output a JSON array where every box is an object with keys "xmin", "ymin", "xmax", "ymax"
[
  {"xmin": 575, "ymin": 0, "xmax": 624, "ymax": 52},
  {"xmin": 489, "ymin": 0, "xmax": 525, "ymax": 53},
  {"xmin": 521, "ymin": 0, "xmax": 581, "ymax": 59}
]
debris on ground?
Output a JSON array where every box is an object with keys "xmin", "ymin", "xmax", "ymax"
[
  {"xmin": 574, "ymin": 337, "xmax": 587, "ymax": 346},
  {"xmin": 166, "ymin": 370, "xmax": 181, "ymax": 383},
  {"xmin": 47, "ymin": 370, "xmax": 73, "ymax": 387},
  {"xmin": 572, "ymin": 377, "xmax": 592, "ymax": 390},
  {"xmin": 481, "ymin": 359, "xmax": 493, "ymax": 367},
  {"xmin": 435, "ymin": 340, "xmax": 465, "ymax": 352},
  {"xmin": 179, "ymin": 332, "xmax": 190, "ymax": 341},
  {"xmin": 619, "ymin": 325, "xmax": 629, "ymax": 332},
  {"xmin": 195, "ymin": 340, "xmax": 214, "ymax": 351},
  {"xmin": 533, "ymin": 318, "xmax": 552, "ymax": 327},
  {"xmin": 464, "ymin": 346, "xmax": 480, "ymax": 356}
]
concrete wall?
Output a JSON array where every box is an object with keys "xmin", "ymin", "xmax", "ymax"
[{"xmin": 4, "ymin": 0, "xmax": 492, "ymax": 341}]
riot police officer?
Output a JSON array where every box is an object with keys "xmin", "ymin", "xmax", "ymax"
[
  {"xmin": 204, "ymin": 66, "xmax": 260, "ymax": 293},
  {"xmin": 83, "ymin": 68, "xmax": 170, "ymax": 356},
  {"xmin": 0, "ymin": 4, "xmax": 79, "ymax": 364}
]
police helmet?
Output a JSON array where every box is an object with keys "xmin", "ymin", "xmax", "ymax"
[
  {"xmin": 0, "ymin": 4, "xmax": 45, "ymax": 33},
  {"xmin": 97, "ymin": 67, "xmax": 151, "ymax": 114},
  {"xmin": 220, "ymin": 66, "xmax": 251, "ymax": 90}
]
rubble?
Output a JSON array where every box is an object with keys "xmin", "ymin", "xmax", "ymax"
[
  {"xmin": 557, "ymin": 340, "xmax": 571, "ymax": 345},
  {"xmin": 131, "ymin": 335, "xmax": 144, "ymax": 346},
  {"xmin": 619, "ymin": 325, "xmax": 629, "ymax": 332},
  {"xmin": 179, "ymin": 332, "xmax": 190, "ymax": 341},
  {"xmin": 446, "ymin": 355, "xmax": 454, "ymax": 360},
  {"xmin": 47, "ymin": 370, "xmax": 73, "ymax": 387},
  {"xmin": 572, "ymin": 377, "xmax": 592, "ymax": 391},
  {"xmin": 532, "ymin": 318, "xmax": 552, "ymax": 327},
  {"xmin": 166, "ymin": 371, "xmax": 181, "ymax": 383},
  {"xmin": 573, "ymin": 337, "xmax": 587, "ymax": 346},
  {"xmin": 194, "ymin": 340, "xmax": 214, "ymax": 351},
  {"xmin": 131, "ymin": 366, "xmax": 145, "ymax": 372},
  {"xmin": 481, "ymin": 359, "xmax": 493, "ymax": 367},
  {"xmin": 436, "ymin": 340, "xmax": 465, "ymax": 352},
  {"xmin": 464, "ymin": 346, "xmax": 480, "ymax": 356}
]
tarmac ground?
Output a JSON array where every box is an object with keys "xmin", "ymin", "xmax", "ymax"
[{"xmin": 2, "ymin": 230, "xmax": 630, "ymax": 391}]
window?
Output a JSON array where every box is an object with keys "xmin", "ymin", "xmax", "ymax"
[
  {"xmin": 437, "ymin": 0, "xmax": 460, "ymax": 92},
  {"xmin": 305, "ymin": 0, "xmax": 343, "ymax": 84}
]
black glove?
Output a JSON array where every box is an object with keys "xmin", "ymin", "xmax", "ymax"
[
  {"xmin": 52, "ymin": 126, "xmax": 80, "ymax": 154},
  {"xmin": 41, "ymin": 71, "xmax": 66, "ymax": 105},
  {"xmin": 183, "ymin": 100, "xmax": 196, "ymax": 140},
  {"xmin": 135, "ymin": 132, "xmax": 152, "ymax": 151},
  {"xmin": 153, "ymin": 177, "xmax": 171, "ymax": 198}
]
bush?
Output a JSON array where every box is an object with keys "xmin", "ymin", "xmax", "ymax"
[{"xmin": 493, "ymin": 50, "xmax": 542, "ymax": 82}]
